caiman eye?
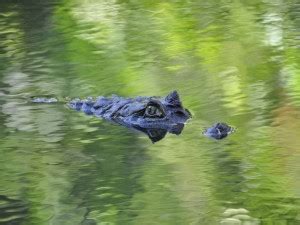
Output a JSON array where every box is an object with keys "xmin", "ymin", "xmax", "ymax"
[{"xmin": 145, "ymin": 105, "xmax": 164, "ymax": 118}]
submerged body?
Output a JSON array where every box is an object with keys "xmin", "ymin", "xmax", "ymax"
[
  {"xmin": 32, "ymin": 91, "xmax": 191, "ymax": 142},
  {"xmin": 0, "ymin": 195, "xmax": 28, "ymax": 224}
]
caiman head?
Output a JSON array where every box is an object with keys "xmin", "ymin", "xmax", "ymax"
[{"xmin": 112, "ymin": 91, "xmax": 191, "ymax": 142}]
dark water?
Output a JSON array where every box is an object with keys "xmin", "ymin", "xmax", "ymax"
[{"xmin": 0, "ymin": 0, "xmax": 300, "ymax": 224}]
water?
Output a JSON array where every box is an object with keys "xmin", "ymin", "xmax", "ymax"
[{"xmin": 0, "ymin": 0, "xmax": 299, "ymax": 224}]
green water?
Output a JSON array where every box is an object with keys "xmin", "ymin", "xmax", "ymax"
[{"xmin": 0, "ymin": 0, "xmax": 299, "ymax": 224}]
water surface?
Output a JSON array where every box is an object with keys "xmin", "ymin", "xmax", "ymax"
[{"xmin": 0, "ymin": 0, "xmax": 300, "ymax": 224}]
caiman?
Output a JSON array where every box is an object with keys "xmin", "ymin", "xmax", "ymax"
[
  {"xmin": 31, "ymin": 91, "xmax": 192, "ymax": 142},
  {"xmin": 203, "ymin": 122, "xmax": 235, "ymax": 140}
]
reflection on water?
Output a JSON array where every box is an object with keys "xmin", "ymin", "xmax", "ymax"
[
  {"xmin": 0, "ymin": 0, "xmax": 299, "ymax": 224},
  {"xmin": 0, "ymin": 195, "xmax": 28, "ymax": 225}
]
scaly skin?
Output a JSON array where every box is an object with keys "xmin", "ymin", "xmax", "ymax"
[{"xmin": 31, "ymin": 91, "xmax": 191, "ymax": 142}]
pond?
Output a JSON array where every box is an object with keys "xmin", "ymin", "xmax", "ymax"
[{"xmin": 0, "ymin": 0, "xmax": 299, "ymax": 224}]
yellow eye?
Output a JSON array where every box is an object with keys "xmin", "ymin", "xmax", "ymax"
[
  {"xmin": 146, "ymin": 106, "xmax": 157, "ymax": 115},
  {"xmin": 145, "ymin": 105, "xmax": 164, "ymax": 117}
]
